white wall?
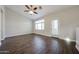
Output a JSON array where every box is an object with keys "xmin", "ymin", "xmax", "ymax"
[
  {"xmin": 5, "ymin": 7, "xmax": 32, "ymax": 37},
  {"xmin": 33, "ymin": 6, "xmax": 79, "ymax": 41}
]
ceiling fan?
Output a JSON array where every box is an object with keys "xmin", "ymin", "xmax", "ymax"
[{"xmin": 24, "ymin": 5, "xmax": 42, "ymax": 15}]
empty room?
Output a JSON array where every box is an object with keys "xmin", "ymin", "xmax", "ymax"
[{"xmin": 0, "ymin": 5, "xmax": 79, "ymax": 54}]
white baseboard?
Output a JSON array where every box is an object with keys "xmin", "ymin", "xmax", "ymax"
[
  {"xmin": 5, "ymin": 33, "xmax": 32, "ymax": 38},
  {"xmin": 34, "ymin": 33, "xmax": 76, "ymax": 42},
  {"xmin": 58, "ymin": 37, "xmax": 76, "ymax": 42},
  {"xmin": 33, "ymin": 33, "xmax": 51, "ymax": 37}
]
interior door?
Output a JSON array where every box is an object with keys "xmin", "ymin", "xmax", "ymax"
[
  {"xmin": 0, "ymin": 8, "xmax": 4, "ymax": 40},
  {"xmin": 0, "ymin": 8, "xmax": 1, "ymax": 40},
  {"xmin": 1, "ymin": 8, "xmax": 3, "ymax": 40}
]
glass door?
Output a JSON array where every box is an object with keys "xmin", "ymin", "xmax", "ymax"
[{"xmin": 52, "ymin": 19, "xmax": 59, "ymax": 37}]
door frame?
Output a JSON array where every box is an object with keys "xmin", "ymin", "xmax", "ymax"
[{"xmin": 0, "ymin": 6, "xmax": 5, "ymax": 46}]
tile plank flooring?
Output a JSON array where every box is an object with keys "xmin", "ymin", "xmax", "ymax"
[{"xmin": 0, "ymin": 34, "xmax": 79, "ymax": 54}]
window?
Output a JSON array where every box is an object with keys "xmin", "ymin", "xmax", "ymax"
[
  {"xmin": 52, "ymin": 19, "xmax": 59, "ymax": 36},
  {"xmin": 35, "ymin": 19, "xmax": 44, "ymax": 30}
]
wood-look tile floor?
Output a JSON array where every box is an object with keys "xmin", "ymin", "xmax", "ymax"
[{"xmin": 0, "ymin": 34, "xmax": 79, "ymax": 54}]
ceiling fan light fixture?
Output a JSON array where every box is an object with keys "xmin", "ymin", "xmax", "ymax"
[
  {"xmin": 24, "ymin": 5, "xmax": 42, "ymax": 15},
  {"xmin": 28, "ymin": 11, "xmax": 34, "ymax": 15}
]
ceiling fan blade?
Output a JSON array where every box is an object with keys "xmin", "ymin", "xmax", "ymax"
[
  {"xmin": 31, "ymin": 5, "xmax": 37, "ymax": 13},
  {"xmin": 39, "ymin": 6, "xmax": 42, "ymax": 9},
  {"xmin": 34, "ymin": 12, "xmax": 38, "ymax": 14},
  {"xmin": 25, "ymin": 5, "xmax": 30, "ymax": 9},
  {"xmin": 33, "ymin": 7, "xmax": 37, "ymax": 10},
  {"xmin": 24, "ymin": 10, "xmax": 29, "ymax": 12},
  {"xmin": 30, "ymin": 5, "xmax": 33, "ymax": 7}
]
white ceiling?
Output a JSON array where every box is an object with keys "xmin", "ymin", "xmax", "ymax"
[{"xmin": 5, "ymin": 5, "xmax": 75, "ymax": 20}]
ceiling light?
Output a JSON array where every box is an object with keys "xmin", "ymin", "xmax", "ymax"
[
  {"xmin": 28, "ymin": 11, "xmax": 34, "ymax": 15},
  {"xmin": 24, "ymin": 5, "xmax": 42, "ymax": 15}
]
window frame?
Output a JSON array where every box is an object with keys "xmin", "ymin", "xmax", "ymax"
[{"xmin": 35, "ymin": 19, "xmax": 44, "ymax": 30}]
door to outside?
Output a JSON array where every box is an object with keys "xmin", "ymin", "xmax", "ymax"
[{"xmin": 52, "ymin": 19, "xmax": 59, "ymax": 37}]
